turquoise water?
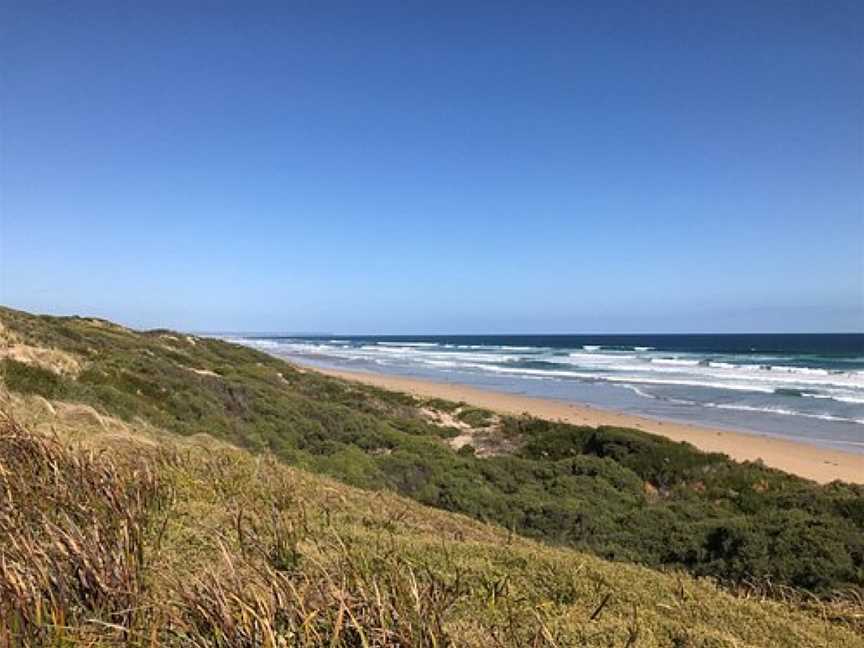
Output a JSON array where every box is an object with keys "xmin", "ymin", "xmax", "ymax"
[{"xmin": 233, "ymin": 334, "xmax": 864, "ymax": 453}]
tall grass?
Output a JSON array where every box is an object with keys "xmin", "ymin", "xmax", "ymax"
[
  {"xmin": 0, "ymin": 411, "xmax": 169, "ymax": 645},
  {"xmin": 0, "ymin": 413, "xmax": 528, "ymax": 646},
  {"xmin": 170, "ymin": 541, "xmax": 460, "ymax": 646}
]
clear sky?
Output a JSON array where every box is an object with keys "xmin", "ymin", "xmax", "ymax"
[{"xmin": 1, "ymin": 1, "xmax": 862, "ymax": 333}]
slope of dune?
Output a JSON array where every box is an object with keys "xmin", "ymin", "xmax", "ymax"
[
  {"xmin": 0, "ymin": 394, "xmax": 861, "ymax": 646},
  {"xmin": 1, "ymin": 305, "xmax": 862, "ymax": 645}
]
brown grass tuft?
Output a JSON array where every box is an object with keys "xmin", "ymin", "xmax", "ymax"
[{"xmin": 0, "ymin": 412, "xmax": 170, "ymax": 646}]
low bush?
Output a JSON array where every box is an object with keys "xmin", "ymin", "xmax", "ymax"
[
  {"xmin": 456, "ymin": 407, "xmax": 494, "ymax": 427},
  {"xmin": 0, "ymin": 359, "xmax": 70, "ymax": 399}
]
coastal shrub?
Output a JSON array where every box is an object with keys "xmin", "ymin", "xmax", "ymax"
[
  {"xmin": 313, "ymin": 446, "xmax": 385, "ymax": 490},
  {"xmin": 690, "ymin": 511, "xmax": 864, "ymax": 591},
  {"xmin": 423, "ymin": 397, "xmax": 463, "ymax": 412},
  {"xmin": 516, "ymin": 419, "xmax": 735, "ymax": 489},
  {"xmin": 6, "ymin": 415, "xmax": 859, "ymax": 647},
  {"xmin": 580, "ymin": 426, "xmax": 728, "ymax": 487},
  {"xmin": 1, "ymin": 359, "xmax": 70, "ymax": 399},
  {"xmin": 456, "ymin": 407, "xmax": 495, "ymax": 427},
  {"xmin": 2, "ymin": 305, "xmax": 863, "ymax": 597}
]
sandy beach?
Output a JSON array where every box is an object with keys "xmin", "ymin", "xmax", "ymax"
[{"xmin": 317, "ymin": 366, "xmax": 864, "ymax": 485}]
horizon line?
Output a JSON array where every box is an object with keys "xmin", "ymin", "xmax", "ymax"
[{"xmin": 195, "ymin": 330, "xmax": 864, "ymax": 337}]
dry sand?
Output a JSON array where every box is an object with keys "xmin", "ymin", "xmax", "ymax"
[{"xmin": 317, "ymin": 367, "xmax": 863, "ymax": 485}]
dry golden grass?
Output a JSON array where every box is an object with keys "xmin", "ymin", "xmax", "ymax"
[
  {"xmin": 0, "ymin": 320, "xmax": 83, "ymax": 377},
  {"xmin": 0, "ymin": 411, "xmax": 169, "ymax": 645}
]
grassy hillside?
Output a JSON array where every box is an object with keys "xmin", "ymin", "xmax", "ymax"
[
  {"xmin": 1, "ymin": 306, "xmax": 862, "ymax": 606},
  {"xmin": 2, "ymin": 399, "xmax": 863, "ymax": 646}
]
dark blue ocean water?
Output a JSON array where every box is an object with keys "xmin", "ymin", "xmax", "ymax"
[{"xmin": 233, "ymin": 333, "xmax": 864, "ymax": 453}]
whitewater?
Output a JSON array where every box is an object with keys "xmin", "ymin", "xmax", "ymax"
[{"xmin": 231, "ymin": 334, "xmax": 864, "ymax": 452}]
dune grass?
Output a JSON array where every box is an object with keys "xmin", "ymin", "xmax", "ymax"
[{"xmin": 1, "ymin": 408, "xmax": 862, "ymax": 647}]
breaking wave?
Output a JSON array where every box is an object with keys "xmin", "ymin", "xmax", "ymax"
[{"xmin": 229, "ymin": 334, "xmax": 864, "ymax": 433}]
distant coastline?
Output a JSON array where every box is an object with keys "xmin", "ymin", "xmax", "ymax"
[
  {"xmin": 312, "ymin": 365, "xmax": 864, "ymax": 485},
  {"xmin": 232, "ymin": 333, "xmax": 864, "ymax": 455}
]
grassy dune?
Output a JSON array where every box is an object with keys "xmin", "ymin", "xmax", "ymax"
[
  {"xmin": 1, "ymin": 306, "xmax": 863, "ymax": 645},
  {"xmin": 1, "ymin": 405, "xmax": 862, "ymax": 646}
]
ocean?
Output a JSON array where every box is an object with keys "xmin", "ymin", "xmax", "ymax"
[{"xmin": 231, "ymin": 333, "xmax": 864, "ymax": 453}]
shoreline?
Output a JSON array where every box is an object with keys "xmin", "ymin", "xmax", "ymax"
[{"xmin": 314, "ymin": 365, "xmax": 864, "ymax": 485}]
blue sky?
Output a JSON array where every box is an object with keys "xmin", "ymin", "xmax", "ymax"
[{"xmin": 2, "ymin": 1, "xmax": 862, "ymax": 333}]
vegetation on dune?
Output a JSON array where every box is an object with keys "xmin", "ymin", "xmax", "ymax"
[
  {"xmin": 454, "ymin": 406, "xmax": 495, "ymax": 427},
  {"xmin": 0, "ymin": 305, "xmax": 862, "ymax": 607},
  {"xmin": 1, "ymin": 412, "xmax": 862, "ymax": 646}
]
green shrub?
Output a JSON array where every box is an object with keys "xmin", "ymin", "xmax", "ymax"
[
  {"xmin": 423, "ymin": 398, "xmax": 463, "ymax": 412},
  {"xmin": 456, "ymin": 407, "xmax": 494, "ymax": 427},
  {"xmin": 1, "ymin": 359, "xmax": 70, "ymax": 399}
]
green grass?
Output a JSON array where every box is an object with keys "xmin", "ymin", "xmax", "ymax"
[
  {"xmin": 1, "ymin": 305, "xmax": 863, "ymax": 600},
  {"xmin": 0, "ymin": 358, "xmax": 69, "ymax": 399}
]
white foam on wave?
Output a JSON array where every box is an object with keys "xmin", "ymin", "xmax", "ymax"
[
  {"xmin": 360, "ymin": 344, "xmax": 412, "ymax": 355},
  {"xmin": 464, "ymin": 363, "xmax": 596, "ymax": 380},
  {"xmin": 650, "ymin": 357, "xmax": 701, "ymax": 367},
  {"xmin": 803, "ymin": 392, "xmax": 864, "ymax": 405},
  {"xmin": 605, "ymin": 375, "xmax": 777, "ymax": 393},
  {"xmin": 768, "ymin": 365, "xmax": 829, "ymax": 376},
  {"xmin": 498, "ymin": 345, "xmax": 542, "ymax": 352},
  {"xmin": 705, "ymin": 402, "xmax": 864, "ymax": 425},
  {"xmin": 235, "ymin": 337, "xmax": 864, "ymax": 420},
  {"xmin": 630, "ymin": 356, "xmax": 864, "ymax": 392},
  {"xmin": 415, "ymin": 352, "xmax": 520, "ymax": 365},
  {"xmin": 233, "ymin": 338, "xmax": 280, "ymax": 349},
  {"xmin": 440, "ymin": 344, "xmax": 540, "ymax": 353},
  {"xmin": 708, "ymin": 361, "xmax": 736, "ymax": 369},
  {"xmin": 567, "ymin": 352, "xmax": 635, "ymax": 362},
  {"xmin": 616, "ymin": 384, "xmax": 656, "ymax": 399},
  {"xmin": 421, "ymin": 359, "xmax": 462, "ymax": 368},
  {"xmin": 329, "ymin": 343, "xmax": 521, "ymax": 367},
  {"xmin": 273, "ymin": 341, "xmax": 336, "ymax": 354}
]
